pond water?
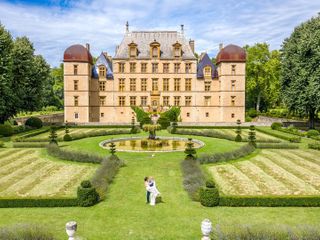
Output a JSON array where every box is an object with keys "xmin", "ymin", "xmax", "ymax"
[{"xmin": 100, "ymin": 137, "xmax": 204, "ymax": 152}]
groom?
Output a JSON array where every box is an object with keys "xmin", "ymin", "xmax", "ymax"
[{"xmin": 144, "ymin": 177, "xmax": 151, "ymax": 203}]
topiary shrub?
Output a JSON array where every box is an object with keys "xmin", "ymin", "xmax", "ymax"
[
  {"xmin": 171, "ymin": 122, "xmax": 178, "ymax": 134},
  {"xmin": 77, "ymin": 180, "xmax": 99, "ymax": 207},
  {"xmin": 205, "ymin": 180, "xmax": 215, "ymax": 188},
  {"xmin": 307, "ymin": 129, "xmax": 319, "ymax": 138},
  {"xmin": 63, "ymin": 134, "xmax": 72, "ymax": 141},
  {"xmin": 248, "ymin": 108, "xmax": 258, "ymax": 118},
  {"xmin": 157, "ymin": 116, "xmax": 170, "ymax": 129},
  {"xmin": 25, "ymin": 117, "xmax": 43, "ymax": 129},
  {"xmin": 271, "ymin": 122, "xmax": 283, "ymax": 130},
  {"xmin": 0, "ymin": 124, "xmax": 13, "ymax": 137},
  {"xmin": 235, "ymin": 134, "xmax": 242, "ymax": 142},
  {"xmin": 199, "ymin": 186, "xmax": 219, "ymax": 207}
]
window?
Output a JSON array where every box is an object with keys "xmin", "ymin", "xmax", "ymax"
[
  {"xmin": 174, "ymin": 47, "xmax": 180, "ymax": 57},
  {"xmin": 99, "ymin": 96, "xmax": 106, "ymax": 106},
  {"xmin": 231, "ymin": 113, "xmax": 235, "ymax": 118},
  {"xmin": 130, "ymin": 96, "xmax": 136, "ymax": 106},
  {"xmin": 74, "ymin": 96, "xmax": 79, "ymax": 106},
  {"xmin": 152, "ymin": 47, "xmax": 158, "ymax": 58},
  {"xmin": 231, "ymin": 65, "xmax": 236, "ymax": 75},
  {"xmin": 185, "ymin": 78, "xmax": 191, "ymax": 91},
  {"xmin": 73, "ymin": 65, "xmax": 78, "ymax": 75},
  {"xmin": 231, "ymin": 80, "xmax": 236, "ymax": 91},
  {"xmin": 185, "ymin": 63, "xmax": 191, "ymax": 73},
  {"xmin": 219, "ymin": 96, "xmax": 221, "ymax": 104},
  {"xmin": 141, "ymin": 78, "xmax": 147, "ymax": 91},
  {"xmin": 231, "ymin": 96, "xmax": 236, "ymax": 106},
  {"xmin": 185, "ymin": 96, "xmax": 192, "ymax": 106},
  {"xmin": 99, "ymin": 81, "xmax": 106, "ymax": 91},
  {"xmin": 152, "ymin": 63, "xmax": 158, "ymax": 73},
  {"xmin": 101, "ymin": 112, "xmax": 104, "ymax": 118},
  {"xmin": 186, "ymin": 112, "xmax": 190, "ymax": 117},
  {"xmin": 174, "ymin": 63, "xmax": 180, "ymax": 73},
  {"xmin": 130, "ymin": 78, "xmax": 136, "ymax": 91},
  {"xmin": 141, "ymin": 63, "xmax": 147, "ymax": 73},
  {"xmin": 74, "ymin": 112, "xmax": 79, "ymax": 119},
  {"xmin": 99, "ymin": 66, "xmax": 106, "ymax": 77},
  {"xmin": 174, "ymin": 96, "xmax": 180, "ymax": 106},
  {"xmin": 130, "ymin": 63, "xmax": 136, "ymax": 73},
  {"xmin": 163, "ymin": 96, "xmax": 170, "ymax": 106},
  {"xmin": 206, "ymin": 112, "xmax": 209, "ymax": 117},
  {"xmin": 130, "ymin": 47, "xmax": 136, "ymax": 57},
  {"xmin": 205, "ymin": 81, "xmax": 211, "ymax": 91},
  {"xmin": 119, "ymin": 96, "xmax": 125, "ymax": 106},
  {"xmin": 204, "ymin": 66, "xmax": 211, "ymax": 77},
  {"xmin": 119, "ymin": 78, "xmax": 125, "ymax": 92},
  {"xmin": 74, "ymin": 80, "xmax": 78, "ymax": 91},
  {"xmin": 141, "ymin": 96, "xmax": 147, "ymax": 106},
  {"xmin": 163, "ymin": 78, "xmax": 169, "ymax": 91},
  {"xmin": 152, "ymin": 78, "xmax": 158, "ymax": 91},
  {"xmin": 163, "ymin": 63, "xmax": 169, "ymax": 73},
  {"xmin": 174, "ymin": 78, "xmax": 180, "ymax": 91},
  {"xmin": 119, "ymin": 63, "xmax": 125, "ymax": 73},
  {"xmin": 204, "ymin": 96, "xmax": 211, "ymax": 106}
]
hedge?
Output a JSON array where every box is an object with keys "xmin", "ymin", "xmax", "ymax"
[
  {"xmin": 70, "ymin": 125, "xmax": 131, "ymax": 128},
  {"xmin": 175, "ymin": 128, "xmax": 235, "ymax": 141},
  {"xmin": 219, "ymin": 195, "xmax": 320, "ymax": 207},
  {"xmin": 13, "ymin": 127, "xmax": 51, "ymax": 142},
  {"xmin": 308, "ymin": 142, "xmax": 320, "ymax": 150},
  {"xmin": 0, "ymin": 124, "xmax": 14, "ymax": 137},
  {"xmin": 25, "ymin": 117, "xmax": 43, "ymax": 129},
  {"xmin": 256, "ymin": 127, "xmax": 301, "ymax": 142},
  {"xmin": 177, "ymin": 125, "xmax": 250, "ymax": 129},
  {"xmin": 69, "ymin": 128, "xmax": 131, "ymax": 141},
  {"xmin": 0, "ymin": 198, "xmax": 78, "ymax": 208},
  {"xmin": 198, "ymin": 144, "xmax": 255, "ymax": 164},
  {"xmin": 13, "ymin": 142, "xmax": 48, "ymax": 148},
  {"xmin": 256, "ymin": 143, "xmax": 299, "ymax": 149}
]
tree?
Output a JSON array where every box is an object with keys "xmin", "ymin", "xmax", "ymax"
[
  {"xmin": 235, "ymin": 119, "xmax": 242, "ymax": 142},
  {"xmin": 184, "ymin": 138, "xmax": 196, "ymax": 158},
  {"xmin": 109, "ymin": 142, "xmax": 116, "ymax": 155},
  {"xmin": 248, "ymin": 125, "xmax": 256, "ymax": 147},
  {"xmin": 245, "ymin": 43, "xmax": 280, "ymax": 112},
  {"xmin": 142, "ymin": 124, "xmax": 161, "ymax": 139},
  {"xmin": 50, "ymin": 64, "xmax": 64, "ymax": 108},
  {"xmin": 0, "ymin": 24, "xmax": 16, "ymax": 123},
  {"xmin": 280, "ymin": 15, "xmax": 320, "ymax": 129},
  {"xmin": 49, "ymin": 125, "xmax": 58, "ymax": 144}
]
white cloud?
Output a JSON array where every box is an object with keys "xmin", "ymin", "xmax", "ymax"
[{"xmin": 0, "ymin": 0, "xmax": 319, "ymax": 66}]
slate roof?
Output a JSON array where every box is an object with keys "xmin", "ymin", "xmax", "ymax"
[
  {"xmin": 197, "ymin": 53, "xmax": 218, "ymax": 79},
  {"xmin": 114, "ymin": 31, "xmax": 196, "ymax": 60},
  {"xmin": 92, "ymin": 52, "xmax": 114, "ymax": 79}
]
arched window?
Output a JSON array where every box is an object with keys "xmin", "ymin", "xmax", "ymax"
[
  {"xmin": 152, "ymin": 47, "xmax": 158, "ymax": 58},
  {"xmin": 99, "ymin": 66, "xmax": 106, "ymax": 77}
]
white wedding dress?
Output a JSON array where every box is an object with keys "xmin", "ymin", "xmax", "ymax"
[{"xmin": 147, "ymin": 180, "xmax": 160, "ymax": 206}]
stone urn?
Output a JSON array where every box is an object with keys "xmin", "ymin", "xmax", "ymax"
[
  {"xmin": 201, "ymin": 219, "xmax": 212, "ymax": 240},
  {"xmin": 66, "ymin": 221, "xmax": 77, "ymax": 240}
]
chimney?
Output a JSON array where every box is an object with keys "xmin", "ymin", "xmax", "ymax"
[
  {"xmin": 126, "ymin": 21, "xmax": 129, "ymax": 33},
  {"xmin": 219, "ymin": 43, "xmax": 223, "ymax": 51},
  {"xmin": 180, "ymin": 24, "xmax": 184, "ymax": 35},
  {"xmin": 189, "ymin": 39, "xmax": 195, "ymax": 53},
  {"xmin": 85, "ymin": 43, "xmax": 90, "ymax": 52}
]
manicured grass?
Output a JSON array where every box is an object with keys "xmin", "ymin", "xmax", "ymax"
[
  {"xmin": 209, "ymin": 149, "xmax": 320, "ymax": 196},
  {"xmin": 0, "ymin": 130, "xmax": 319, "ymax": 239},
  {"xmin": 0, "ymin": 148, "xmax": 96, "ymax": 198}
]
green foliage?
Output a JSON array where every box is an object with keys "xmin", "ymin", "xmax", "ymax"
[
  {"xmin": 199, "ymin": 187, "xmax": 219, "ymax": 207},
  {"xmin": 0, "ymin": 141, "xmax": 4, "ymax": 148},
  {"xmin": 0, "ymin": 224, "xmax": 55, "ymax": 240},
  {"xmin": 69, "ymin": 129, "xmax": 131, "ymax": 141},
  {"xmin": 256, "ymin": 127, "xmax": 301, "ymax": 142},
  {"xmin": 130, "ymin": 116, "xmax": 140, "ymax": 133},
  {"xmin": 307, "ymin": 129, "xmax": 319, "ymax": 138},
  {"xmin": 219, "ymin": 195, "xmax": 320, "ymax": 207},
  {"xmin": 47, "ymin": 143, "xmax": 104, "ymax": 163},
  {"xmin": 248, "ymin": 125, "xmax": 257, "ymax": 147},
  {"xmin": 157, "ymin": 116, "xmax": 170, "ymax": 129},
  {"xmin": 0, "ymin": 198, "xmax": 78, "ymax": 208},
  {"xmin": 235, "ymin": 119, "xmax": 242, "ymax": 142},
  {"xmin": 205, "ymin": 180, "xmax": 216, "ymax": 188},
  {"xmin": 142, "ymin": 124, "xmax": 161, "ymax": 139},
  {"xmin": 244, "ymin": 43, "xmax": 280, "ymax": 111},
  {"xmin": 281, "ymin": 15, "xmax": 320, "ymax": 129},
  {"xmin": 271, "ymin": 122, "xmax": 283, "ymax": 130},
  {"xmin": 109, "ymin": 142, "xmax": 116, "ymax": 155},
  {"xmin": 63, "ymin": 134, "xmax": 72, "ymax": 141},
  {"xmin": 64, "ymin": 122, "xmax": 69, "ymax": 134},
  {"xmin": 77, "ymin": 180, "xmax": 99, "ymax": 207},
  {"xmin": 160, "ymin": 106, "xmax": 181, "ymax": 122},
  {"xmin": 131, "ymin": 107, "xmax": 150, "ymax": 127},
  {"xmin": 181, "ymin": 157, "xmax": 206, "ymax": 201},
  {"xmin": 0, "ymin": 124, "xmax": 14, "ymax": 137},
  {"xmin": 308, "ymin": 142, "xmax": 320, "ymax": 150},
  {"xmin": 13, "ymin": 127, "xmax": 50, "ymax": 142},
  {"xmin": 13, "ymin": 142, "xmax": 48, "ymax": 148},
  {"xmin": 235, "ymin": 135, "xmax": 242, "ymax": 142},
  {"xmin": 25, "ymin": 117, "xmax": 43, "ymax": 129},
  {"xmin": 198, "ymin": 144, "xmax": 255, "ymax": 164},
  {"xmin": 257, "ymin": 143, "xmax": 299, "ymax": 149},
  {"xmin": 141, "ymin": 116, "xmax": 152, "ymax": 126},
  {"xmin": 247, "ymin": 108, "xmax": 258, "ymax": 118},
  {"xmin": 49, "ymin": 126, "xmax": 58, "ymax": 144},
  {"xmin": 184, "ymin": 138, "xmax": 196, "ymax": 157},
  {"xmin": 175, "ymin": 128, "xmax": 235, "ymax": 141}
]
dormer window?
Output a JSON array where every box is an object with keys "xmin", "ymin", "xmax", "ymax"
[
  {"xmin": 204, "ymin": 66, "xmax": 211, "ymax": 77},
  {"xmin": 99, "ymin": 66, "xmax": 106, "ymax": 77},
  {"xmin": 150, "ymin": 40, "xmax": 160, "ymax": 59},
  {"xmin": 172, "ymin": 41, "xmax": 182, "ymax": 58},
  {"xmin": 128, "ymin": 42, "xmax": 137, "ymax": 58},
  {"xmin": 152, "ymin": 47, "xmax": 158, "ymax": 57}
]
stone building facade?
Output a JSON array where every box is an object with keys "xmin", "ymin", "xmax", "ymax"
[{"xmin": 63, "ymin": 25, "xmax": 246, "ymax": 124}]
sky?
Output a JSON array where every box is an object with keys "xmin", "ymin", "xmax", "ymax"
[{"xmin": 0, "ymin": 0, "xmax": 319, "ymax": 67}]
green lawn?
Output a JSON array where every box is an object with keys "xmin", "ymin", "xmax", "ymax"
[{"xmin": 0, "ymin": 130, "xmax": 319, "ymax": 239}]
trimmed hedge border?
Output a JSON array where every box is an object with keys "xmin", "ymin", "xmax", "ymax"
[
  {"xmin": 257, "ymin": 143, "xmax": 299, "ymax": 149},
  {"xmin": 175, "ymin": 128, "xmax": 235, "ymax": 141},
  {"xmin": 219, "ymin": 195, "xmax": 320, "ymax": 207},
  {"xmin": 68, "ymin": 128, "xmax": 131, "ymax": 141},
  {"xmin": 13, "ymin": 127, "xmax": 51, "ymax": 142},
  {"xmin": 177, "ymin": 125, "xmax": 250, "ymax": 129},
  {"xmin": 13, "ymin": 142, "xmax": 48, "ymax": 148},
  {"xmin": 70, "ymin": 125, "xmax": 132, "ymax": 129},
  {"xmin": 0, "ymin": 198, "xmax": 78, "ymax": 208},
  {"xmin": 256, "ymin": 127, "xmax": 301, "ymax": 142}
]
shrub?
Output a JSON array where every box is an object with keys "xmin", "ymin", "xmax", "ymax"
[
  {"xmin": 248, "ymin": 108, "xmax": 258, "ymax": 118},
  {"xmin": 205, "ymin": 180, "xmax": 215, "ymax": 188},
  {"xmin": 198, "ymin": 144, "xmax": 255, "ymax": 164},
  {"xmin": 63, "ymin": 134, "xmax": 72, "ymax": 141},
  {"xmin": 0, "ymin": 198, "xmax": 78, "ymax": 208},
  {"xmin": 199, "ymin": 187, "xmax": 219, "ymax": 207},
  {"xmin": 0, "ymin": 224, "xmax": 55, "ymax": 240},
  {"xmin": 13, "ymin": 127, "xmax": 51, "ymax": 142},
  {"xmin": 171, "ymin": 122, "xmax": 178, "ymax": 134},
  {"xmin": 256, "ymin": 127, "xmax": 299, "ymax": 142},
  {"xmin": 109, "ymin": 142, "xmax": 116, "ymax": 155},
  {"xmin": 69, "ymin": 129, "xmax": 131, "ymax": 141},
  {"xmin": 49, "ymin": 126, "xmax": 58, "ymax": 144},
  {"xmin": 181, "ymin": 157, "xmax": 206, "ymax": 201},
  {"xmin": 0, "ymin": 141, "xmax": 4, "ymax": 148},
  {"xmin": 184, "ymin": 138, "xmax": 196, "ymax": 158},
  {"xmin": 161, "ymin": 106, "xmax": 181, "ymax": 122},
  {"xmin": 308, "ymin": 142, "xmax": 320, "ymax": 150},
  {"xmin": 271, "ymin": 122, "xmax": 283, "ymax": 130},
  {"xmin": 245, "ymin": 116, "xmax": 252, "ymax": 122},
  {"xmin": 174, "ymin": 128, "xmax": 235, "ymax": 141},
  {"xmin": 47, "ymin": 144, "xmax": 104, "ymax": 163},
  {"xmin": 307, "ymin": 129, "xmax": 319, "ymax": 138},
  {"xmin": 25, "ymin": 117, "xmax": 43, "ymax": 129},
  {"xmin": 289, "ymin": 136, "xmax": 301, "ymax": 143},
  {"xmin": 248, "ymin": 125, "xmax": 256, "ymax": 147},
  {"xmin": 257, "ymin": 143, "xmax": 299, "ymax": 149},
  {"xmin": 157, "ymin": 116, "xmax": 170, "ymax": 129},
  {"xmin": 77, "ymin": 180, "xmax": 99, "ymax": 207},
  {"xmin": 235, "ymin": 134, "xmax": 242, "ymax": 142},
  {"xmin": 131, "ymin": 106, "xmax": 150, "ymax": 126},
  {"xmin": 13, "ymin": 142, "xmax": 48, "ymax": 148},
  {"xmin": 0, "ymin": 124, "xmax": 13, "ymax": 137}
]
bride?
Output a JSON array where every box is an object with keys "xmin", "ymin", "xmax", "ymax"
[{"xmin": 147, "ymin": 177, "xmax": 160, "ymax": 206}]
